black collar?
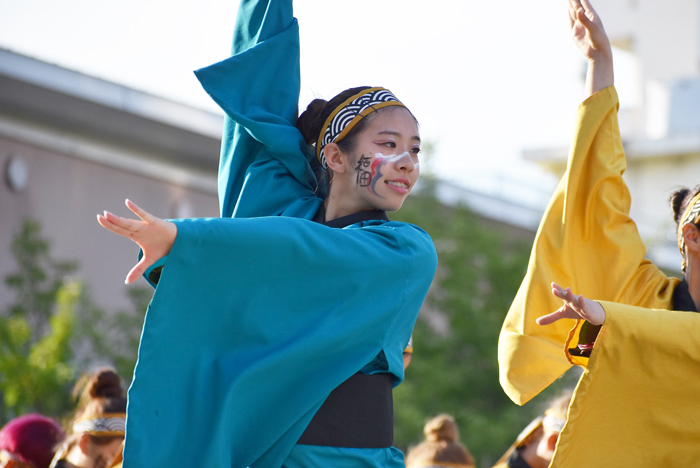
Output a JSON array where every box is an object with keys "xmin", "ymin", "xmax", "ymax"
[
  {"xmin": 312, "ymin": 205, "xmax": 388, "ymax": 228},
  {"xmin": 672, "ymin": 278, "xmax": 698, "ymax": 312}
]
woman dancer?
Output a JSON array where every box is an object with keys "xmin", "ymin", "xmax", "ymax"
[
  {"xmin": 499, "ymin": 0, "xmax": 698, "ymax": 405},
  {"xmin": 96, "ymin": 1, "xmax": 437, "ymax": 467},
  {"xmin": 499, "ymin": 0, "xmax": 700, "ymax": 465}
]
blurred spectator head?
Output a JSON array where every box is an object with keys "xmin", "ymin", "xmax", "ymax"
[
  {"xmin": 0, "ymin": 413, "xmax": 65, "ymax": 468},
  {"xmin": 494, "ymin": 389, "xmax": 573, "ymax": 468},
  {"xmin": 51, "ymin": 368, "xmax": 126, "ymax": 468},
  {"xmin": 405, "ymin": 414, "xmax": 475, "ymax": 468}
]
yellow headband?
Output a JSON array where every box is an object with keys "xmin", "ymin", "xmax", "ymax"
[
  {"xmin": 677, "ymin": 191, "xmax": 700, "ymax": 272},
  {"xmin": 316, "ymin": 87, "xmax": 406, "ymax": 168},
  {"xmin": 72, "ymin": 412, "xmax": 126, "ymax": 436}
]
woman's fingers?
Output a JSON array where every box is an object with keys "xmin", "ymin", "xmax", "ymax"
[
  {"xmin": 126, "ymin": 199, "xmax": 156, "ymax": 224},
  {"xmin": 580, "ymin": 0, "xmax": 598, "ymax": 17},
  {"xmin": 97, "ymin": 214, "xmax": 134, "ymax": 237},
  {"xmin": 576, "ymin": 7, "xmax": 596, "ymax": 29},
  {"xmin": 536, "ymin": 305, "xmax": 577, "ymax": 325},
  {"xmin": 126, "ymin": 256, "xmax": 150, "ymax": 284},
  {"xmin": 102, "ymin": 210, "xmax": 143, "ymax": 232}
]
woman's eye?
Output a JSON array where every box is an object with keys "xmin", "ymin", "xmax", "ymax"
[
  {"xmin": 411, "ymin": 147, "xmax": 421, "ymax": 155},
  {"xmin": 381, "ymin": 141, "xmax": 396, "ymax": 148}
]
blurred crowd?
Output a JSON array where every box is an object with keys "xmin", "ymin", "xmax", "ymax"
[
  {"xmin": 1, "ymin": 368, "xmax": 125, "ymax": 468},
  {"xmin": 1, "ymin": 364, "xmax": 571, "ymax": 468}
]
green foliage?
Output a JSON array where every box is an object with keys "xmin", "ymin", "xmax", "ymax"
[
  {"xmin": 0, "ymin": 220, "xmax": 149, "ymax": 424},
  {"xmin": 390, "ymin": 179, "xmax": 578, "ymax": 466},
  {"xmin": 0, "ymin": 280, "xmax": 78, "ymax": 420}
]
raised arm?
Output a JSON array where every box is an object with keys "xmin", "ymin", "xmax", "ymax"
[
  {"xmin": 498, "ymin": 0, "xmax": 677, "ymax": 405},
  {"xmin": 195, "ymin": 0, "xmax": 318, "ymax": 219},
  {"xmin": 568, "ymin": 0, "xmax": 613, "ymax": 96}
]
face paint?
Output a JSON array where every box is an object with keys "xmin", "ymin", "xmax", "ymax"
[
  {"xmin": 368, "ymin": 157, "xmax": 386, "ymax": 197},
  {"xmin": 367, "ymin": 152, "xmax": 412, "ymax": 197},
  {"xmin": 355, "ymin": 155, "xmax": 372, "ymax": 187}
]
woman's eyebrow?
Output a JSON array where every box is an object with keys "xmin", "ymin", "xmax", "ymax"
[{"xmin": 377, "ymin": 130, "xmax": 421, "ymax": 143}]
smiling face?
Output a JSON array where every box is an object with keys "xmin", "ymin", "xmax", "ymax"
[{"xmin": 324, "ymin": 107, "xmax": 421, "ymax": 218}]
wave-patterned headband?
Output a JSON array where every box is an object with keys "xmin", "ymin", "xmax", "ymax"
[
  {"xmin": 73, "ymin": 412, "xmax": 126, "ymax": 436},
  {"xmin": 316, "ymin": 87, "xmax": 406, "ymax": 168},
  {"xmin": 677, "ymin": 191, "xmax": 700, "ymax": 272}
]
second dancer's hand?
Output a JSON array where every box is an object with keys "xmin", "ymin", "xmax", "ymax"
[
  {"xmin": 97, "ymin": 199, "xmax": 177, "ymax": 284},
  {"xmin": 537, "ymin": 282, "xmax": 606, "ymax": 326},
  {"xmin": 568, "ymin": 0, "xmax": 614, "ymax": 96}
]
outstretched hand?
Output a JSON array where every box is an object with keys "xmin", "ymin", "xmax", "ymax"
[
  {"xmin": 536, "ymin": 282, "xmax": 606, "ymax": 326},
  {"xmin": 568, "ymin": 0, "xmax": 614, "ymax": 96},
  {"xmin": 97, "ymin": 199, "xmax": 177, "ymax": 284}
]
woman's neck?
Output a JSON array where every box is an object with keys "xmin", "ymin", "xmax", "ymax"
[{"xmin": 323, "ymin": 188, "xmax": 373, "ymax": 222}]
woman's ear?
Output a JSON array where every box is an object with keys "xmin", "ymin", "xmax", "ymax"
[
  {"xmin": 78, "ymin": 433, "xmax": 92, "ymax": 455},
  {"xmin": 324, "ymin": 143, "xmax": 347, "ymax": 174},
  {"xmin": 683, "ymin": 224, "xmax": 700, "ymax": 253}
]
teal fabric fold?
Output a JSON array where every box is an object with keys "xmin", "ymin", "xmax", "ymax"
[
  {"xmin": 123, "ymin": 1, "xmax": 437, "ymax": 467},
  {"xmin": 126, "ymin": 217, "xmax": 436, "ymax": 467}
]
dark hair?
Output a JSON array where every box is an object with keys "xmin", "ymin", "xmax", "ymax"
[
  {"xmin": 0, "ymin": 414, "xmax": 65, "ymax": 468},
  {"xmin": 72, "ymin": 368, "xmax": 127, "ymax": 445},
  {"xmin": 297, "ymin": 86, "xmax": 375, "ymax": 152},
  {"xmin": 670, "ymin": 186, "xmax": 700, "ymax": 225},
  {"xmin": 296, "ymin": 86, "xmax": 416, "ymax": 195}
]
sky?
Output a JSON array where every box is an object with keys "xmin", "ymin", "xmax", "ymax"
[{"xmin": 0, "ymin": 0, "xmax": 623, "ymax": 207}]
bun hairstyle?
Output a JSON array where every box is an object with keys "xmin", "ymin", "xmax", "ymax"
[
  {"xmin": 424, "ymin": 414, "xmax": 459, "ymax": 443},
  {"xmin": 405, "ymin": 414, "xmax": 475, "ymax": 468},
  {"xmin": 296, "ymin": 86, "xmax": 374, "ymax": 151},
  {"xmin": 670, "ymin": 186, "xmax": 700, "ymax": 225},
  {"xmin": 73, "ymin": 368, "xmax": 126, "ymax": 420},
  {"xmin": 52, "ymin": 367, "xmax": 127, "ymax": 459}
]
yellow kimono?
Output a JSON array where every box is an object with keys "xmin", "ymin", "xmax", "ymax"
[
  {"xmin": 552, "ymin": 302, "xmax": 700, "ymax": 467},
  {"xmin": 498, "ymin": 86, "xmax": 679, "ymax": 405}
]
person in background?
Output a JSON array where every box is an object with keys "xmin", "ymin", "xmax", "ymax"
[
  {"xmin": 405, "ymin": 414, "xmax": 476, "ymax": 468},
  {"xmin": 50, "ymin": 368, "xmax": 126, "ymax": 468},
  {"xmin": 492, "ymin": 392, "xmax": 572, "ymax": 468},
  {"xmin": 0, "ymin": 414, "xmax": 64, "ymax": 468}
]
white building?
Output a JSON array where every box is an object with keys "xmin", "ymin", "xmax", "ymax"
[
  {"xmin": 0, "ymin": 48, "xmax": 222, "ymax": 311},
  {"xmin": 525, "ymin": 0, "xmax": 700, "ymax": 271}
]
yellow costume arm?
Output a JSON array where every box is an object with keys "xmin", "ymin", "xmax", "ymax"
[
  {"xmin": 552, "ymin": 302, "xmax": 700, "ymax": 467},
  {"xmin": 498, "ymin": 86, "xmax": 678, "ymax": 405}
]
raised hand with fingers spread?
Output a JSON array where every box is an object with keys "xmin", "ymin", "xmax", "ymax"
[
  {"xmin": 96, "ymin": 199, "xmax": 177, "ymax": 284},
  {"xmin": 536, "ymin": 282, "xmax": 606, "ymax": 326}
]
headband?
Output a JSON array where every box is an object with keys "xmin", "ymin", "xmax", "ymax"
[
  {"xmin": 677, "ymin": 191, "xmax": 700, "ymax": 272},
  {"xmin": 316, "ymin": 87, "xmax": 406, "ymax": 168},
  {"xmin": 72, "ymin": 413, "xmax": 126, "ymax": 436}
]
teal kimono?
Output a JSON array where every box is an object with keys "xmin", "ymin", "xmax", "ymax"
[{"xmin": 122, "ymin": 1, "xmax": 437, "ymax": 467}]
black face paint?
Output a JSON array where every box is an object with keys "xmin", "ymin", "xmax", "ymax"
[{"xmin": 355, "ymin": 155, "xmax": 372, "ymax": 187}]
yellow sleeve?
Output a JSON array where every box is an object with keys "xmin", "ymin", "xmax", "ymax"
[
  {"xmin": 498, "ymin": 86, "xmax": 678, "ymax": 405},
  {"xmin": 552, "ymin": 303, "xmax": 700, "ymax": 467}
]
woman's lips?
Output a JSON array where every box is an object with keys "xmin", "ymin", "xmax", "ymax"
[{"xmin": 385, "ymin": 178, "xmax": 410, "ymax": 194}]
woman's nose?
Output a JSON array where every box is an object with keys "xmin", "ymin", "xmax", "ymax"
[{"xmin": 394, "ymin": 152, "xmax": 415, "ymax": 171}]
